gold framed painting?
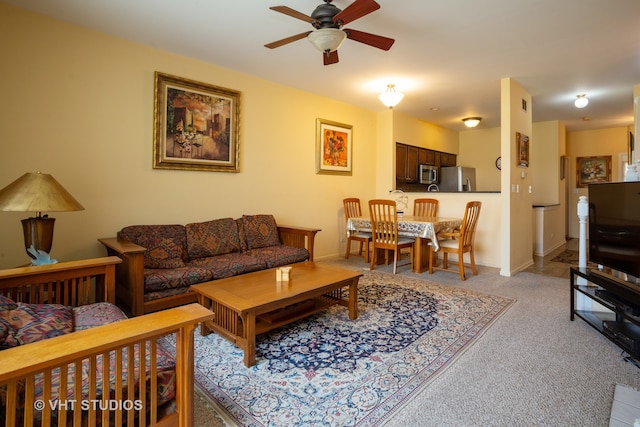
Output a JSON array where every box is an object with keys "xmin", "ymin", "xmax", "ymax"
[
  {"xmin": 316, "ymin": 118, "xmax": 353, "ymax": 175},
  {"xmin": 576, "ymin": 155, "xmax": 611, "ymax": 187},
  {"xmin": 516, "ymin": 132, "xmax": 529, "ymax": 167},
  {"xmin": 153, "ymin": 72, "xmax": 240, "ymax": 172}
]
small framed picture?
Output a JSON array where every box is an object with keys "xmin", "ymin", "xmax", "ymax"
[
  {"xmin": 576, "ymin": 156, "xmax": 612, "ymax": 187},
  {"xmin": 516, "ymin": 132, "xmax": 529, "ymax": 167},
  {"xmin": 316, "ymin": 118, "xmax": 353, "ymax": 175}
]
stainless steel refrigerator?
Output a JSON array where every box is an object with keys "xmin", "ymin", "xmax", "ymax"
[{"xmin": 439, "ymin": 166, "xmax": 476, "ymax": 192}]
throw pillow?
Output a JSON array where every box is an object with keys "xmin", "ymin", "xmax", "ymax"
[
  {"xmin": 0, "ymin": 295, "xmax": 17, "ymax": 310},
  {"xmin": 0, "ymin": 302, "xmax": 74, "ymax": 348},
  {"xmin": 185, "ymin": 218, "xmax": 241, "ymax": 259},
  {"xmin": 119, "ymin": 225, "xmax": 187, "ymax": 269},
  {"xmin": 242, "ymin": 214, "xmax": 281, "ymax": 250}
]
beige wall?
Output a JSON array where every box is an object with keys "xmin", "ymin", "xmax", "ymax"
[
  {"xmin": 566, "ymin": 126, "xmax": 629, "ymax": 238},
  {"xmin": 391, "ymin": 111, "xmax": 459, "ymax": 154},
  {"xmin": 0, "ymin": 4, "xmax": 379, "ymax": 268},
  {"xmin": 500, "ymin": 78, "xmax": 533, "ymax": 275},
  {"xmin": 458, "ymin": 127, "xmax": 501, "ymax": 191}
]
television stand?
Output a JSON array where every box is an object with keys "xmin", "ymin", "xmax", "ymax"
[{"xmin": 570, "ymin": 267, "xmax": 640, "ymax": 360}]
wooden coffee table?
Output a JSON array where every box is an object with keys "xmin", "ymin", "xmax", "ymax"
[{"xmin": 191, "ymin": 262, "xmax": 362, "ymax": 367}]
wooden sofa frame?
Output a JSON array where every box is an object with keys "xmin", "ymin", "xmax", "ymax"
[
  {"xmin": 0, "ymin": 257, "xmax": 213, "ymax": 427},
  {"xmin": 99, "ymin": 225, "xmax": 320, "ymax": 317}
]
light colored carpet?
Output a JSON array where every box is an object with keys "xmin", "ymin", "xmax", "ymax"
[
  {"xmin": 193, "ymin": 257, "xmax": 640, "ymax": 426},
  {"xmin": 183, "ymin": 270, "xmax": 512, "ymax": 426}
]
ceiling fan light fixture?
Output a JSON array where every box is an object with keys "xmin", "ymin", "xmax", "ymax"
[
  {"xmin": 307, "ymin": 28, "xmax": 346, "ymax": 53},
  {"xmin": 575, "ymin": 94, "xmax": 589, "ymax": 108},
  {"xmin": 462, "ymin": 117, "xmax": 482, "ymax": 128},
  {"xmin": 378, "ymin": 84, "xmax": 404, "ymax": 108}
]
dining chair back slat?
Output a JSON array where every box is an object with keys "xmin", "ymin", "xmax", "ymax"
[
  {"xmin": 413, "ymin": 198, "xmax": 439, "ymax": 217},
  {"xmin": 428, "ymin": 201, "xmax": 481, "ymax": 280},
  {"xmin": 368, "ymin": 199, "xmax": 414, "ymax": 274},
  {"xmin": 343, "ymin": 198, "xmax": 371, "ymax": 262}
]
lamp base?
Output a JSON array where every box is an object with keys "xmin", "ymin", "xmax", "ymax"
[{"xmin": 21, "ymin": 216, "xmax": 55, "ymax": 260}]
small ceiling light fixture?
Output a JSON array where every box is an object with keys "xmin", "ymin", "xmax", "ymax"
[
  {"xmin": 462, "ymin": 117, "xmax": 482, "ymax": 128},
  {"xmin": 307, "ymin": 28, "xmax": 347, "ymax": 53},
  {"xmin": 575, "ymin": 94, "xmax": 589, "ymax": 108},
  {"xmin": 378, "ymin": 84, "xmax": 404, "ymax": 109}
]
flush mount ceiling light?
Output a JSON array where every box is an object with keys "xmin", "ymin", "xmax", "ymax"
[
  {"xmin": 307, "ymin": 28, "xmax": 347, "ymax": 53},
  {"xmin": 575, "ymin": 94, "xmax": 589, "ymax": 108},
  {"xmin": 462, "ymin": 117, "xmax": 482, "ymax": 128},
  {"xmin": 378, "ymin": 84, "xmax": 404, "ymax": 109}
]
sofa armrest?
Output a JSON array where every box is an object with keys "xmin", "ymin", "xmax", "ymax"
[
  {"xmin": 98, "ymin": 237, "xmax": 147, "ymax": 316},
  {"xmin": 277, "ymin": 225, "xmax": 321, "ymax": 261},
  {"xmin": 0, "ymin": 256, "xmax": 121, "ymax": 306}
]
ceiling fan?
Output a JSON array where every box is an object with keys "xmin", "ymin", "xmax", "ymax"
[{"xmin": 265, "ymin": 0, "xmax": 395, "ymax": 65}]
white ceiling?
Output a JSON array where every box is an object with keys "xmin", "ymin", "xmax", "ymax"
[{"xmin": 6, "ymin": 0, "xmax": 640, "ymax": 132}]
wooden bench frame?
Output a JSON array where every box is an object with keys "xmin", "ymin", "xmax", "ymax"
[{"xmin": 0, "ymin": 257, "xmax": 213, "ymax": 427}]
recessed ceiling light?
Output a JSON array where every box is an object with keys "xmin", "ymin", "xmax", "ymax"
[
  {"xmin": 430, "ymin": 107, "xmax": 440, "ymax": 111},
  {"xmin": 582, "ymin": 116, "xmax": 591, "ymax": 121}
]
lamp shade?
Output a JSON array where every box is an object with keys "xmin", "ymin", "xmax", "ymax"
[
  {"xmin": 575, "ymin": 94, "xmax": 589, "ymax": 108},
  {"xmin": 307, "ymin": 28, "xmax": 347, "ymax": 53},
  {"xmin": 462, "ymin": 117, "xmax": 482, "ymax": 128},
  {"xmin": 379, "ymin": 84, "xmax": 404, "ymax": 108},
  {"xmin": 0, "ymin": 172, "xmax": 84, "ymax": 214}
]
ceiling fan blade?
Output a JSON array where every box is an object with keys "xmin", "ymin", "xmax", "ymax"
[
  {"xmin": 265, "ymin": 31, "xmax": 312, "ymax": 49},
  {"xmin": 270, "ymin": 6, "xmax": 318, "ymax": 24},
  {"xmin": 323, "ymin": 50, "xmax": 339, "ymax": 65},
  {"xmin": 345, "ymin": 29, "xmax": 395, "ymax": 50},
  {"xmin": 333, "ymin": 0, "xmax": 380, "ymax": 26}
]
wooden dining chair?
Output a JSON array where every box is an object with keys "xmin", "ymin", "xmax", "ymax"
[
  {"xmin": 428, "ymin": 201, "xmax": 482, "ymax": 280},
  {"xmin": 343, "ymin": 198, "xmax": 371, "ymax": 262},
  {"xmin": 368, "ymin": 199, "xmax": 414, "ymax": 274},
  {"xmin": 413, "ymin": 198, "xmax": 439, "ymax": 217}
]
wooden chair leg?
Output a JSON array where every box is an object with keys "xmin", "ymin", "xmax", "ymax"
[
  {"xmin": 369, "ymin": 246, "xmax": 377, "ymax": 271},
  {"xmin": 364, "ymin": 241, "xmax": 370, "ymax": 263},
  {"xmin": 428, "ymin": 246, "xmax": 435, "ymax": 274},
  {"xmin": 458, "ymin": 256, "xmax": 466, "ymax": 280},
  {"xmin": 469, "ymin": 248, "xmax": 478, "ymax": 275},
  {"xmin": 443, "ymin": 253, "xmax": 449, "ymax": 269},
  {"xmin": 345, "ymin": 239, "xmax": 351, "ymax": 259}
]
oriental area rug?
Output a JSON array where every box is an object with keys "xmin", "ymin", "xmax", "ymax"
[{"xmin": 161, "ymin": 271, "xmax": 514, "ymax": 427}]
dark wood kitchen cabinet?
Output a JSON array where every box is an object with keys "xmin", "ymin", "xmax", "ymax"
[
  {"xmin": 396, "ymin": 143, "xmax": 419, "ymax": 182},
  {"xmin": 396, "ymin": 142, "xmax": 456, "ymax": 184}
]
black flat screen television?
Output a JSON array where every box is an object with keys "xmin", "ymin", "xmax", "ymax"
[{"xmin": 588, "ymin": 181, "xmax": 640, "ymax": 280}]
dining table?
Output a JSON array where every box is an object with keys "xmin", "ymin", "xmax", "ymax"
[{"xmin": 346, "ymin": 215, "xmax": 463, "ymax": 274}]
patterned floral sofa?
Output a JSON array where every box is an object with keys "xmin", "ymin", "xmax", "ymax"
[{"xmin": 99, "ymin": 214, "xmax": 320, "ymax": 316}]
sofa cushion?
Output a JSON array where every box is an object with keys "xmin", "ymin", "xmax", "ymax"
[
  {"xmin": 143, "ymin": 266, "xmax": 213, "ymax": 293},
  {"xmin": 242, "ymin": 214, "xmax": 281, "ymax": 250},
  {"xmin": 73, "ymin": 302, "xmax": 128, "ymax": 331},
  {"xmin": 189, "ymin": 252, "xmax": 267, "ymax": 280},
  {"xmin": 119, "ymin": 225, "xmax": 187, "ymax": 269},
  {"xmin": 185, "ymin": 218, "xmax": 242, "ymax": 260},
  {"xmin": 245, "ymin": 246, "xmax": 310, "ymax": 269},
  {"xmin": 0, "ymin": 301, "xmax": 74, "ymax": 349},
  {"xmin": 0, "ymin": 295, "xmax": 17, "ymax": 310}
]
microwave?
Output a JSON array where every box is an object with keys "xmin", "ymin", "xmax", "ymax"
[{"xmin": 419, "ymin": 165, "xmax": 438, "ymax": 184}]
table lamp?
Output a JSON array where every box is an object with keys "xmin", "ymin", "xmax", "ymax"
[{"xmin": 0, "ymin": 172, "xmax": 84, "ymax": 264}]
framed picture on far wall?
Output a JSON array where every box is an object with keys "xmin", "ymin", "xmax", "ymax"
[
  {"xmin": 316, "ymin": 118, "xmax": 353, "ymax": 175},
  {"xmin": 576, "ymin": 155, "xmax": 612, "ymax": 187},
  {"xmin": 516, "ymin": 132, "xmax": 529, "ymax": 167},
  {"xmin": 153, "ymin": 72, "xmax": 241, "ymax": 172}
]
